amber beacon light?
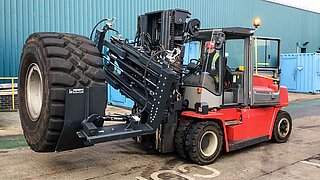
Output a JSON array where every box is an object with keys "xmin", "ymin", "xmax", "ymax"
[{"xmin": 253, "ymin": 17, "xmax": 261, "ymax": 28}]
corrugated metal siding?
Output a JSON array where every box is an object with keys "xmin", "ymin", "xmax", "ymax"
[
  {"xmin": 281, "ymin": 53, "xmax": 320, "ymax": 93},
  {"xmin": 1, "ymin": 0, "xmax": 320, "ymax": 78}
]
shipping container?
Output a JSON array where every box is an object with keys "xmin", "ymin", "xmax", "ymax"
[
  {"xmin": 108, "ymin": 86, "xmax": 134, "ymax": 108},
  {"xmin": 280, "ymin": 53, "xmax": 320, "ymax": 93}
]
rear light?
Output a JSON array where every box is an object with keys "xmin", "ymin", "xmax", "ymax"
[
  {"xmin": 197, "ymin": 88, "xmax": 202, "ymax": 93},
  {"xmin": 195, "ymin": 102, "xmax": 209, "ymax": 114}
]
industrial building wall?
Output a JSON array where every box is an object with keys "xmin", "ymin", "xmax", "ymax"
[{"xmin": 0, "ymin": 0, "xmax": 320, "ymax": 77}]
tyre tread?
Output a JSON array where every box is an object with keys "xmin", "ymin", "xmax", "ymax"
[
  {"xmin": 175, "ymin": 120, "xmax": 192, "ymax": 159},
  {"xmin": 21, "ymin": 32, "xmax": 106, "ymax": 152},
  {"xmin": 185, "ymin": 121, "xmax": 223, "ymax": 165}
]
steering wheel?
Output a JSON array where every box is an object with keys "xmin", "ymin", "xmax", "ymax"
[{"xmin": 189, "ymin": 58, "xmax": 201, "ymax": 65}]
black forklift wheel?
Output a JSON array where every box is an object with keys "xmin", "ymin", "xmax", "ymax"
[
  {"xmin": 19, "ymin": 32, "xmax": 106, "ymax": 152},
  {"xmin": 185, "ymin": 121, "xmax": 223, "ymax": 165},
  {"xmin": 175, "ymin": 120, "xmax": 192, "ymax": 159},
  {"xmin": 272, "ymin": 110, "xmax": 292, "ymax": 143}
]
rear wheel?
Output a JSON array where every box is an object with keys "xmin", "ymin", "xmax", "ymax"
[
  {"xmin": 272, "ymin": 110, "xmax": 292, "ymax": 143},
  {"xmin": 185, "ymin": 121, "xmax": 223, "ymax": 165},
  {"xmin": 19, "ymin": 32, "xmax": 106, "ymax": 152}
]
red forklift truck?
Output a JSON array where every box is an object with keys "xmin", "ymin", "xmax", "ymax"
[{"xmin": 18, "ymin": 9, "xmax": 292, "ymax": 165}]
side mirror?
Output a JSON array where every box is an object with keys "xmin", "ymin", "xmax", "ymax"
[
  {"xmin": 215, "ymin": 32, "xmax": 225, "ymax": 50},
  {"xmin": 185, "ymin": 19, "xmax": 201, "ymax": 37}
]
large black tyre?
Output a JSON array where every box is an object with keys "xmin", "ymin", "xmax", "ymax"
[
  {"xmin": 175, "ymin": 120, "xmax": 192, "ymax": 159},
  {"xmin": 185, "ymin": 121, "xmax": 223, "ymax": 165},
  {"xmin": 272, "ymin": 110, "xmax": 292, "ymax": 143},
  {"xmin": 18, "ymin": 32, "xmax": 106, "ymax": 152}
]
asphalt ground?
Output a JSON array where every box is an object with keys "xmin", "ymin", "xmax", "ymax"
[{"xmin": 0, "ymin": 93, "xmax": 320, "ymax": 179}]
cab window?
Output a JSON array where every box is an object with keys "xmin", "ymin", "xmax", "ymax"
[
  {"xmin": 225, "ymin": 39, "xmax": 245, "ymax": 70},
  {"xmin": 254, "ymin": 39, "xmax": 279, "ymax": 69}
]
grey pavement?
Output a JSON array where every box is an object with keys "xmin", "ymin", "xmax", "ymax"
[{"xmin": 0, "ymin": 94, "xmax": 320, "ymax": 179}]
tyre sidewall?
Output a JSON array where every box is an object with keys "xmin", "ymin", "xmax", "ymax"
[
  {"xmin": 19, "ymin": 40, "xmax": 50, "ymax": 146},
  {"xmin": 273, "ymin": 111, "xmax": 292, "ymax": 143},
  {"xmin": 196, "ymin": 124, "xmax": 222, "ymax": 164}
]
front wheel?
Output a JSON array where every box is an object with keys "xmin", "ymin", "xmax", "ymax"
[
  {"xmin": 175, "ymin": 120, "xmax": 192, "ymax": 159},
  {"xmin": 185, "ymin": 121, "xmax": 223, "ymax": 165},
  {"xmin": 272, "ymin": 110, "xmax": 292, "ymax": 143}
]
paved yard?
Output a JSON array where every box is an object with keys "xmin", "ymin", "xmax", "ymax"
[{"xmin": 0, "ymin": 93, "xmax": 320, "ymax": 179}]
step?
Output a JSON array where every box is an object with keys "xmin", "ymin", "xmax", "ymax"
[{"xmin": 225, "ymin": 120, "xmax": 242, "ymax": 126}]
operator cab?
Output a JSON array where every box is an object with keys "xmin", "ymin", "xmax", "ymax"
[{"xmin": 183, "ymin": 27, "xmax": 281, "ymax": 111}]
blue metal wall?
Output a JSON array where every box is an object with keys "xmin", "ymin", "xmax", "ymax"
[
  {"xmin": 1, "ymin": 0, "xmax": 320, "ymax": 78},
  {"xmin": 281, "ymin": 53, "xmax": 320, "ymax": 93}
]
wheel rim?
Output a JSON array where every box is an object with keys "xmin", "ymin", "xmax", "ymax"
[
  {"xmin": 199, "ymin": 131, "xmax": 218, "ymax": 157},
  {"xmin": 278, "ymin": 117, "xmax": 290, "ymax": 138},
  {"xmin": 26, "ymin": 63, "xmax": 43, "ymax": 121}
]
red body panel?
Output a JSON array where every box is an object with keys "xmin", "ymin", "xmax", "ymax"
[
  {"xmin": 253, "ymin": 75, "xmax": 278, "ymax": 92},
  {"xmin": 279, "ymin": 86, "xmax": 289, "ymax": 106},
  {"xmin": 180, "ymin": 84, "xmax": 289, "ymax": 152},
  {"xmin": 181, "ymin": 107, "xmax": 281, "ymax": 152},
  {"xmin": 226, "ymin": 107, "xmax": 280, "ymax": 141}
]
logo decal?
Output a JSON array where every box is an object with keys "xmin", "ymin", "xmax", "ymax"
[{"xmin": 69, "ymin": 88, "xmax": 84, "ymax": 94}]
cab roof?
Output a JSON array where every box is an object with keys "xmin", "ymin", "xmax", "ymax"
[{"xmin": 197, "ymin": 27, "xmax": 255, "ymax": 40}]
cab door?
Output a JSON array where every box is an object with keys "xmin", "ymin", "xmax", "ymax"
[{"xmin": 250, "ymin": 37, "xmax": 281, "ymax": 106}]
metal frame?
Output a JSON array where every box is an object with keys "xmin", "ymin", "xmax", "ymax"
[
  {"xmin": 57, "ymin": 9, "xmax": 191, "ymax": 152},
  {"xmin": 0, "ymin": 77, "xmax": 18, "ymax": 111},
  {"xmin": 250, "ymin": 36, "xmax": 281, "ymax": 106}
]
